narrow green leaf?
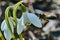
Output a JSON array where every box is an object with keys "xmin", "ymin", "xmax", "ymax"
[{"xmin": 0, "ymin": 31, "xmax": 5, "ymax": 40}]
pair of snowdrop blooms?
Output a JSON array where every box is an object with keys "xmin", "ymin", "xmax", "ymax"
[{"xmin": 1, "ymin": 1, "xmax": 42, "ymax": 40}]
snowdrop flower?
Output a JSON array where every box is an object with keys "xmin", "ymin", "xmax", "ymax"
[
  {"xmin": 17, "ymin": 11, "xmax": 42, "ymax": 34},
  {"xmin": 23, "ymin": 12, "xmax": 42, "ymax": 28},
  {"xmin": 12, "ymin": 1, "xmax": 42, "ymax": 35},
  {"xmin": 1, "ymin": 19, "xmax": 14, "ymax": 40}
]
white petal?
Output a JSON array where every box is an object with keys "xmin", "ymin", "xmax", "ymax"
[
  {"xmin": 23, "ymin": 13, "xmax": 31, "ymax": 25},
  {"xmin": 17, "ymin": 18, "xmax": 26, "ymax": 34},
  {"xmin": 1, "ymin": 19, "xmax": 14, "ymax": 40},
  {"xmin": 1, "ymin": 20, "xmax": 5, "ymax": 31},
  {"xmin": 4, "ymin": 23, "xmax": 11, "ymax": 40},
  {"xmin": 27, "ymin": 13, "xmax": 42, "ymax": 28}
]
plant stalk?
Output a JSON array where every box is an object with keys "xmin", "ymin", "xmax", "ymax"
[{"xmin": 5, "ymin": 6, "xmax": 16, "ymax": 40}]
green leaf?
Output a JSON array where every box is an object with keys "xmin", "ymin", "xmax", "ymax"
[{"xmin": 0, "ymin": 31, "xmax": 5, "ymax": 40}]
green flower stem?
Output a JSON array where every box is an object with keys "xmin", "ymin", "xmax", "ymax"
[
  {"xmin": 19, "ymin": 34, "xmax": 23, "ymax": 40},
  {"xmin": 21, "ymin": 4, "xmax": 27, "ymax": 12},
  {"xmin": 5, "ymin": 6, "xmax": 16, "ymax": 40},
  {"xmin": 0, "ymin": 31, "xmax": 5, "ymax": 40},
  {"xmin": 13, "ymin": 1, "xmax": 26, "ymax": 27},
  {"xmin": 13, "ymin": 1, "xmax": 26, "ymax": 40},
  {"xmin": 13, "ymin": 2, "xmax": 22, "ymax": 26}
]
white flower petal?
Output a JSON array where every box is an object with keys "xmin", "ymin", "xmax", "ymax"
[
  {"xmin": 1, "ymin": 19, "xmax": 14, "ymax": 40},
  {"xmin": 27, "ymin": 13, "xmax": 42, "ymax": 28},
  {"xmin": 23, "ymin": 12, "xmax": 31, "ymax": 25},
  {"xmin": 17, "ymin": 18, "xmax": 26, "ymax": 34},
  {"xmin": 4, "ymin": 23, "xmax": 11, "ymax": 40},
  {"xmin": 1, "ymin": 20, "xmax": 5, "ymax": 31}
]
